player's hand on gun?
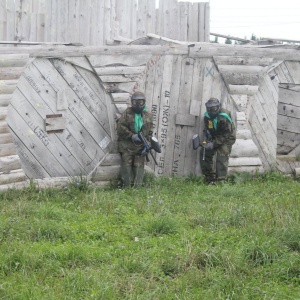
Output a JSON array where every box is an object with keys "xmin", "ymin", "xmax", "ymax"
[
  {"xmin": 204, "ymin": 141, "xmax": 214, "ymax": 150},
  {"xmin": 132, "ymin": 134, "xmax": 141, "ymax": 142}
]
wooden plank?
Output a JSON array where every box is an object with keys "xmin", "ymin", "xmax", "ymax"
[
  {"xmin": 277, "ymin": 114, "xmax": 300, "ymax": 133},
  {"xmin": 279, "ymin": 88, "xmax": 300, "ymax": 106},
  {"xmin": 172, "ymin": 57, "xmax": 193, "ymax": 176},
  {"xmin": 285, "ymin": 61, "xmax": 300, "ymax": 84},
  {"xmin": 29, "ymin": 12, "xmax": 37, "ymax": 42},
  {"xmin": 79, "ymin": 0, "xmax": 90, "ymax": 45},
  {"xmin": 99, "ymin": 74, "xmax": 140, "ymax": 83},
  {"xmin": 95, "ymin": 66, "xmax": 145, "ymax": 75},
  {"xmin": 36, "ymin": 13, "xmax": 45, "ymax": 42},
  {"xmin": 155, "ymin": 55, "xmax": 174, "ymax": 176},
  {"xmin": 137, "ymin": 0, "xmax": 146, "ymax": 37},
  {"xmin": 213, "ymin": 56, "xmax": 274, "ymax": 66},
  {"xmin": 175, "ymin": 113, "xmax": 195, "ymax": 126},
  {"xmin": 188, "ymin": 2, "xmax": 198, "ymax": 42},
  {"xmin": 89, "ymin": 54, "xmax": 151, "ymax": 67},
  {"xmin": 279, "ymin": 83, "xmax": 300, "ymax": 92},
  {"xmin": 0, "ymin": 155, "xmax": 22, "ymax": 173},
  {"xmin": 163, "ymin": 55, "xmax": 182, "ymax": 175},
  {"xmin": 74, "ymin": 61, "xmax": 117, "ymax": 141},
  {"xmin": 248, "ymin": 107, "xmax": 275, "ymax": 167},
  {"xmin": 197, "ymin": 3, "xmax": 204, "ymax": 42},
  {"xmin": 179, "ymin": 2, "xmax": 188, "ymax": 41},
  {"xmin": 57, "ymin": 0, "xmax": 68, "ymax": 42},
  {"xmin": 24, "ymin": 0, "xmax": 32, "ymax": 40},
  {"xmin": 96, "ymin": 0, "xmax": 105, "ymax": 46},
  {"xmin": 277, "ymin": 130, "xmax": 300, "ymax": 154},
  {"xmin": 279, "ymin": 62, "xmax": 294, "ymax": 83},
  {"xmin": 6, "ymin": 0, "xmax": 15, "ymax": 41},
  {"xmin": 104, "ymin": 0, "xmax": 112, "ymax": 44},
  {"xmin": 50, "ymin": 58, "xmax": 111, "ymax": 136},
  {"xmin": 9, "ymin": 89, "xmax": 87, "ymax": 177},
  {"xmin": 191, "ymin": 58, "xmax": 206, "ymax": 175},
  {"xmin": 67, "ymin": 0, "xmax": 79, "ymax": 43},
  {"xmin": 278, "ymin": 102, "xmax": 300, "ymax": 118},
  {"xmin": 218, "ymin": 65, "xmax": 267, "ymax": 75},
  {"xmin": 49, "ymin": 0, "xmax": 57, "ymax": 42},
  {"xmin": 203, "ymin": 2, "xmax": 210, "ymax": 42},
  {"xmin": 45, "ymin": 115, "xmax": 66, "ymax": 132},
  {"xmin": 89, "ymin": 0, "xmax": 99, "ymax": 45},
  {"xmin": 0, "ymin": 43, "xmax": 299, "ymax": 60},
  {"xmin": 19, "ymin": 61, "xmax": 104, "ymax": 173}
]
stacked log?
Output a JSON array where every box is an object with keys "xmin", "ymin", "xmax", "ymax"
[
  {"xmin": 228, "ymin": 111, "xmax": 263, "ymax": 174},
  {"xmin": 0, "ymin": 54, "xmax": 30, "ymax": 189}
]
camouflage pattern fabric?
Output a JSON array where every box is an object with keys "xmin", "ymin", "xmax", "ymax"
[
  {"xmin": 200, "ymin": 108, "xmax": 236, "ymax": 182},
  {"xmin": 117, "ymin": 107, "xmax": 154, "ymax": 187},
  {"xmin": 117, "ymin": 107, "xmax": 153, "ymax": 155}
]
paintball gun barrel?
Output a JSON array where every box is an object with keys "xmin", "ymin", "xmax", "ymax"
[{"xmin": 138, "ymin": 131, "xmax": 161, "ymax": 165}]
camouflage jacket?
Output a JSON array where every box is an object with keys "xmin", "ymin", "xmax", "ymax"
[
  {"xmin": 204, "ymin": 108, "xmax": 236, "ymax": 147},
  {"xmin": 117, "ymin": 107, "xmax": 154, "ymax": 154}
]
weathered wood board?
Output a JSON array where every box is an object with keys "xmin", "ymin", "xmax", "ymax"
[{"xmin": 6, "ymin": 57, "xmax": 114, "ymax": 178}]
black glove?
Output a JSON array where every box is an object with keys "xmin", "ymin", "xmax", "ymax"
[
  {"xmin": 141, "ymin": 147, "xmax": 147, "ymax": 156},
  {"xmin": 131, "ymin": 134, "xmax": 141, "ymax": 142},
  {"xmin": 204, "ymin": 141, "xmax": 214, "ymax": 150}
]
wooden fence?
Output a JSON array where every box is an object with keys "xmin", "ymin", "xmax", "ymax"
[{"xmin": 0, "ymin": 0, "xmax": 210, "ymax": 45}]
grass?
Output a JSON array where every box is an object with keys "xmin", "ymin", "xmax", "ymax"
[{"xmin": 0, "ymin": 172, "xmax": 300, "ymax": 299}]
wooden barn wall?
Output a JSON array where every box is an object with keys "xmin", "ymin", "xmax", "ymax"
[
  {"xmin": 268, "ymin": 61, "xmax": 300, "ymax": 173},
  {"xmin": 247, "ymin": 73, "xmax": 278, "ymax": 170},
  {"xmin": 2, "ymin": 45, "xmax": 300, "ymax": 189},
  {"xmin": 0, "ymin": 0, "xmax": 210, "ymax": 45},
  {"xmin": 143, "ymin": 55, "xmax": 230, "ymax": 176}
]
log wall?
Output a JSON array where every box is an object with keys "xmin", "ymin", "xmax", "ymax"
[
  {"xmin": 1, "ymin": 43, "xmax": 300, "ymax": 191},
  {"xmin": 0, "ymin": 0, "xmax": 210, "ymax": 45}
]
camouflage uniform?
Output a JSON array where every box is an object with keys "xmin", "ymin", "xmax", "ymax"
[
  {"xmin": 117, "ymin": 107, "xmax": 153, "ymax": 187},
  {"xmin": 200, "ymin": 108, "xmax": 236, "ymax": 182}
]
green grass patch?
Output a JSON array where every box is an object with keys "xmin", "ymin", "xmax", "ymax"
[{"xmin": 0, "ymin": 171, "xmax": 300, "ymax": 299}]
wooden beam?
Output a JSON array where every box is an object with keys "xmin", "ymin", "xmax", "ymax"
[
  {"xmin": 213, "ymin": 56, "xmax": 274, "ymax": 66},
  {"xmin": 228, "ymin": 85, "xmax": 259, "ymax": 95}
]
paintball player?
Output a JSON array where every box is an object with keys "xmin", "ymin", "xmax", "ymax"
[
  {"xmin": 200, "ymin": 97, "xmax": 236, "ymax": 184},
  {"xmin": 117, "ymin": 91, "xmax": 154, "ymax": 187}
]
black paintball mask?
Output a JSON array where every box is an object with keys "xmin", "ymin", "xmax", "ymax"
[
  {"xmin": 131, "ymin": 91, "xmax": 146, "ymax": 114},
  {"xmin": 205, "ymin": 97, "xmax": 221, "ymax": 119}
]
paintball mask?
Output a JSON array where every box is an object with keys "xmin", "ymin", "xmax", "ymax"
[
  {"xmin": 131, "ymin": 91, "xmax": 146, "ymax": 113},
  {"xmin": 205, "ymin": 97, "xmax": 221, "ymax": 119}
]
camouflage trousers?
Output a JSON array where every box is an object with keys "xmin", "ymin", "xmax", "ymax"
[
  {"xmin": 120, "ymin": 150, "xmax": 145, "ymax": 187},
  {"xmin": 200, "ymin": 144, "xmax": 232, "ymax": 182}
]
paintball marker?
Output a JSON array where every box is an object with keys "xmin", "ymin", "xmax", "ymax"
[
  {"xmin": 138, "ymin": 131, "xmax": 161, "ymax": 165},
  {"xmin": 192, "ymin": 130, "xmax": 213, "ymax": 160}
]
